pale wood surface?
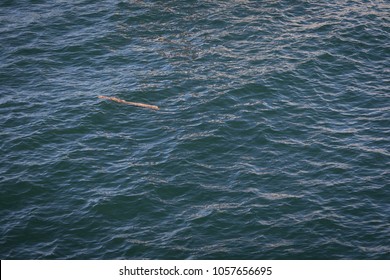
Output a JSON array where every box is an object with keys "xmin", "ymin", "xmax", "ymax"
[{"xmin": 98, "ymin": 95, "xmax": 159, "ymax": 110}]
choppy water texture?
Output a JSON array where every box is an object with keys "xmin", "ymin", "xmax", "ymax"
[{"xmin": 1, "ymin": 0, "xmax": 389, "ymax": 259}]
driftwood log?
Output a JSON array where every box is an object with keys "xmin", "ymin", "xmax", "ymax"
[{"xmin": 98, "ymin": 95, "xmax": 159, "ymax": 110}]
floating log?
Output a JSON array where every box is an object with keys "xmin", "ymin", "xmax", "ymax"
[{"xmin": 98, "ymin": 95, "xmax": 159, "ymax": 110}]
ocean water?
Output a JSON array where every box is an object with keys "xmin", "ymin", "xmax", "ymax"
[{"xmin": 0, "ymin": 0, "xmax": 389, "ymax": 259}]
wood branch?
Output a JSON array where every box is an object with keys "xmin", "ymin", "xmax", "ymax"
[{"xmin": 98, "ymin": 95, "xmax": 159, "ymax": 110}]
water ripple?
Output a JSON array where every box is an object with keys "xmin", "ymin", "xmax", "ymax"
[{"xmin": 1, "ymin": 0, "xmax": 389, "ymax": 259}]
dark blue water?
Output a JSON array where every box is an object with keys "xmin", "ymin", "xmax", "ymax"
[{"xmin": 1, "ymin": 0, "xmax": 389, "ymax": 259}]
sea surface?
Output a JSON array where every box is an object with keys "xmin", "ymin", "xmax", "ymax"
[{"xmin": 1, "ymin": 0, "xmax": 389, "ymax": 259}]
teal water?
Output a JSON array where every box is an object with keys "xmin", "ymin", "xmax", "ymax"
[{"xmin": 1, "ymin": 0, "xmax": 389, "ymax": 259}]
